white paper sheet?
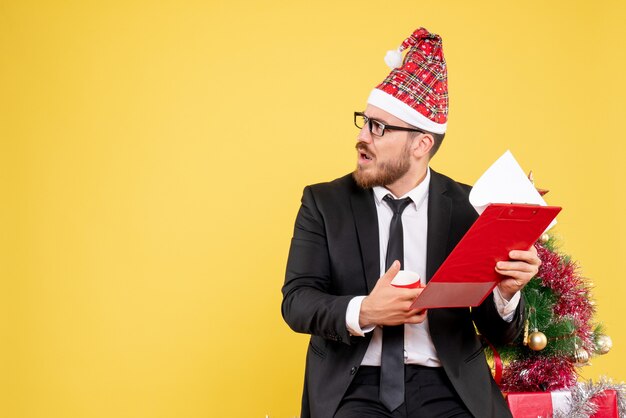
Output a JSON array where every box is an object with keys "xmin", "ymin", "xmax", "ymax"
[{"xmin": 469, "ymin": 150, "xmax": 557, "ymax": 230}]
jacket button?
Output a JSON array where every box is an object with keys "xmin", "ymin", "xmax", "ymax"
[{"xmin": 350, "ymin": 366, "xmax": 357, "ymax": 375}]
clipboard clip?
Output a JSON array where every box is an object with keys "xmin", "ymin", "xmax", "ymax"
[{"xmin": 498, "ymin": 204, "xmax": 541, "ymax": 220}]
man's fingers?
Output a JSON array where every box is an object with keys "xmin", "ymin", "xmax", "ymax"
[
  {"xmin": 380, "ymin": 260, "xmax": 401, "ymax": 283},
  {"xmin": 407, "ymin": 308, "xmax": 426, "ymax": 316},
  {"xmin": 497, "ymin": 269, "xmax": 534, "ymax": 282},
  {"xmin": 493, "ymin": 248, "xmax": 540, "ymax": 296},
  {"xmin": 397, "ymin": 286, "xmax": 423, "ymax": 300},
  {"xmin": 496, "ymin": 260, "xmax": 537, "ymax": 273},
  {"xmin": 405, "ymin": 310, "xmax": 428, "ymax": 324},
  {"xmin": 508, "ymin": 249, "xmax": 541, "ymax": 265}
]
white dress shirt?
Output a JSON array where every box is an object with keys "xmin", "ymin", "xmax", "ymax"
[{"xmin": 345, "ymin": 168, "xmax": 520, "ymax": 366}]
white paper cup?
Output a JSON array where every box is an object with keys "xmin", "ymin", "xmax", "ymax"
[{"xmin": 391, "ymin": 270, "xmax": 422, "ymax": 289}]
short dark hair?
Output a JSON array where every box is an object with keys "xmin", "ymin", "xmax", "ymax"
[
  {"xmin": 428, "ymin": 131, "xmax": 445, "ymax": 158},
  {"xmin": 409, "ymin": 130, "xmax": 445, "ymax": 158}
]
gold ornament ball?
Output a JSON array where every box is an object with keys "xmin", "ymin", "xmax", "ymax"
[
  {"xmin": 574, "ymin": 348, "xmax": 590, "ymax": 364},
  {"xmin": 540, "ymin": 233, "xmax": 550, "ymax": 243},
  {"xmin": 595, "ymin": 335, "xmax": 613, "ymax": 355},
  {"xmin": 528, "ymin": 331, "xmax": 548, "ymax": 351}
]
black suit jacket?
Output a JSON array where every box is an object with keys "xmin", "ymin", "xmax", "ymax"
[{"xmin": 282, "ymin": 170, "xmax": 524, "ymax": 418}]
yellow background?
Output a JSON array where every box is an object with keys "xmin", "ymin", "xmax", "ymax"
[{"xmin": 2, "ymin": 1, "xmax": 625, "ymax": 417}]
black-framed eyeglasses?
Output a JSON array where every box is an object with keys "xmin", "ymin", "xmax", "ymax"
[{"xmin": 354, "ymin": 112, "xmax": 425, "ymax": 137}]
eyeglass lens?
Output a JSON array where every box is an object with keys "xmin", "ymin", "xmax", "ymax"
[{"xmin": 355, "ymin": 113, "xmax": 385, "ymax": 136}]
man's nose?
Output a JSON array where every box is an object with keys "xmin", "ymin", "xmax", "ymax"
[{"xmin": 357, "ymin": 125, "xmax": 373, "ymax": 144}]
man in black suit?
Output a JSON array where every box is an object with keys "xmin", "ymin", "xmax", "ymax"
[{"xmin": 282, "ymin": 28, "xmax": 540, "ymax": 418}]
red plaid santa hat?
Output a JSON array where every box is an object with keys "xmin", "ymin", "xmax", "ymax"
[{"xmin": 367, "ymin": 27, "xmax": 448, "ymax": 134}]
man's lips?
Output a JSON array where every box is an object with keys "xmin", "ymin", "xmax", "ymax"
[{"xmin": 356, "ymin": 144, "xmax": 374, "ymax": 161}]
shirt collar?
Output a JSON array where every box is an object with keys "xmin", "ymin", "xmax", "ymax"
[{"xmin": 373, "ymin": 167, "xmax": 431, "ymax": 209}]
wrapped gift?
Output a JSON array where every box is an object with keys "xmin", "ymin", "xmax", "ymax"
[
  {"xmin": 506, "ymin": 389, "xmax": 618, "ymax": 418},
  {"xmin": 591, "ymin": 390, "xmax": 620, "ymax": 418}
]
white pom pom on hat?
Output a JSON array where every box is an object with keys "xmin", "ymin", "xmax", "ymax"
[{"xmin": 384, "ymin": 48, "xmax": 404, "ymax": 69}]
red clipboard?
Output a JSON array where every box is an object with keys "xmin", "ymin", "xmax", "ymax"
[{"xmin": 410, "ymin": 203, "xmax": 562, "ymax": 310}]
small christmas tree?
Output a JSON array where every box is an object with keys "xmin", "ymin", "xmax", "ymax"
[{"xmin": 492, "ymin": 234, "xmax": 612, "ymax": 392}]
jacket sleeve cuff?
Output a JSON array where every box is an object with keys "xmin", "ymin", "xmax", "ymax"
[
  {"xmin": 346, "ymin": 296, "xmax": 376, "ymax": 336},
  {"xmin": 492, "ymin": 287, "xmax": 521, "ymax": 323}
]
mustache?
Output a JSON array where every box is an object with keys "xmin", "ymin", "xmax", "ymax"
[{"xmin": 355, "ymin": 143, "xmax": 373, "ymax": 154}]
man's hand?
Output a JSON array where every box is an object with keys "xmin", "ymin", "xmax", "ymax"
[
  {"xmin": 496, "ymin": 245, "xmax": 541, "ymax": 300},
  {"xmin": 359, "ymin": 261, "xmax": 427, "ymax": 328}
]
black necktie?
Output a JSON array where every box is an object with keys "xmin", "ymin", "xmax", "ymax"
[{"xmin": 380, "ymin": 195, "xmax": 413, "ymax": 412}]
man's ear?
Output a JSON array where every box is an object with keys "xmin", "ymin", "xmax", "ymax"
[{"xmin": 411, "ymin": 133, "xmax": 435, "ymax": 158}]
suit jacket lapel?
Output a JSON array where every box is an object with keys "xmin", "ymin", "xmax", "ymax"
[
  {"xmin": 426, "ymin": 170, "xmax": 452, "ymax": 283},
  {"xmin": 349, "ymin": 183, "xmax": 380, "ymax": 293}
]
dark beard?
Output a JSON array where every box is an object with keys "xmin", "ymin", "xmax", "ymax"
[{"xmin": 352, "ymin": 146, "xmax": 411, "ymax": 189}]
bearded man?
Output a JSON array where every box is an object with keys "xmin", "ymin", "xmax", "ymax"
[{"xmin": 281, "ymin": 28, "xmax": 540, "ymax": 418}]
